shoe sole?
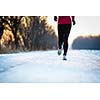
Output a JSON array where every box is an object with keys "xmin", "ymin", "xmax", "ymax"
[
  {"xmin": 63, "ymin": 58, "xmax": 67, "ymax": 60},
  {"xmin": 58, "ymin": 51, "xmax": 61, "ymax": 55},
  {"xmin": 58, "ymin": 53, "xmax": 61, "ymax": 55}
]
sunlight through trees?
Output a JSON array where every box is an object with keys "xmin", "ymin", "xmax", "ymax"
[{"xmin": 0, "ymin": 16, "xmax": 57, "ymax": 53}]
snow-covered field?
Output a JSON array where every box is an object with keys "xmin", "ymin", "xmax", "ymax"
[{"xmin": 0, "ymin": 50, "xmax": 100, "ymax": 83}]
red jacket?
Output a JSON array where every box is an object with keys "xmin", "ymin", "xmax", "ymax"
[{"xmin": 57, "ymin": 16, "xmax": 75, "ymax": 24}]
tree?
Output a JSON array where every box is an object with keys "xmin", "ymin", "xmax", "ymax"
[
  {"xmin": 0, "ymin": 16, "xmax": 23, "ymax": 49},
  {"xmin": 28, "ymin": 16, "xmax": 57, "ymax": 50},
  {"xmin": 72, "ymin": 35, "xmax": 100, "ymax": 50},
  {"xmin": 0, "ymin": 16, "xmax": 57, "ymax": 53}
]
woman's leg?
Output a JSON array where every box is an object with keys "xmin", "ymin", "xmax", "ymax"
[
  {"xmin": 63, "ymin": 24, "xmax": 72, "ymax": 56},
  {"xmin": 58, "ymin": 24, "xmax": 64, "ymax": 49}
]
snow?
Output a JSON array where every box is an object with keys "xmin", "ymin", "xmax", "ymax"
[{"xmin": 0, "ymin": 50, "xmax": 100, "ymax": 83}]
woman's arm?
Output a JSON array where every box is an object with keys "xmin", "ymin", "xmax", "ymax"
[
  {"xmin": 72, "ymin": 16, "xmax": 76, "ymax": 25},
  {"xmin": 54, "ymin": 16, "xmax": 57, "ymax": 21}
]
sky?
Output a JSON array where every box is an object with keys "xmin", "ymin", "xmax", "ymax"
[{"xmin": 48, "ymin": 16, "xmax": 100, "ymax": 45}]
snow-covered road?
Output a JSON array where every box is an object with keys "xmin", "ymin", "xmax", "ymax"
[{"xmin": 0, "ymin": 50, "xmax": 100, "ymax": 83}]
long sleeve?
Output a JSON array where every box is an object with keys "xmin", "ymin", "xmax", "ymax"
[
  {"xmin": 54, "ymin": 16, "xmax": 57, "ymax": 21},
  {"xmin": 72, "ymin": 16, "xmax": 75, "ymax": 21}
]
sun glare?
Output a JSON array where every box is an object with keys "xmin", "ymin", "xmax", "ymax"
[
  {"xmin": 47, "ymin": 16, "xmax": 58, "ymax": 34},
  {"xmin": 47, "ymin": 16, "xmax": 55, "ymax": 26}
]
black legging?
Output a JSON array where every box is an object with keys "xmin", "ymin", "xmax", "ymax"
[{"xmin": 58, "ymin": 24, "xmax": 72, "ymax": 56}]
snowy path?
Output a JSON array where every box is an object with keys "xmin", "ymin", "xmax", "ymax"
[{"xmin": 0, "ymin": 50, "xmax": 100, "ymax": 83}]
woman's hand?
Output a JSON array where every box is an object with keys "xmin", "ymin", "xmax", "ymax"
[
  {"xmin": 73, "ymin": 20, "xmax": 76, "ymax": 25},
  {"xmin": 54, "ymin": 16, "xmax": 57, "ymax": 21}
]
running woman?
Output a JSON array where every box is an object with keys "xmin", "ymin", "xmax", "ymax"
[{"xmin": 54, "ymin": 16, "xmax": 76, "ymax": 60}]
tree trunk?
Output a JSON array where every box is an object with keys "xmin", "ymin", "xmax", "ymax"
[{"xmin": 12, "ymin": 28, "xmax": 18, "ymax": 49}]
